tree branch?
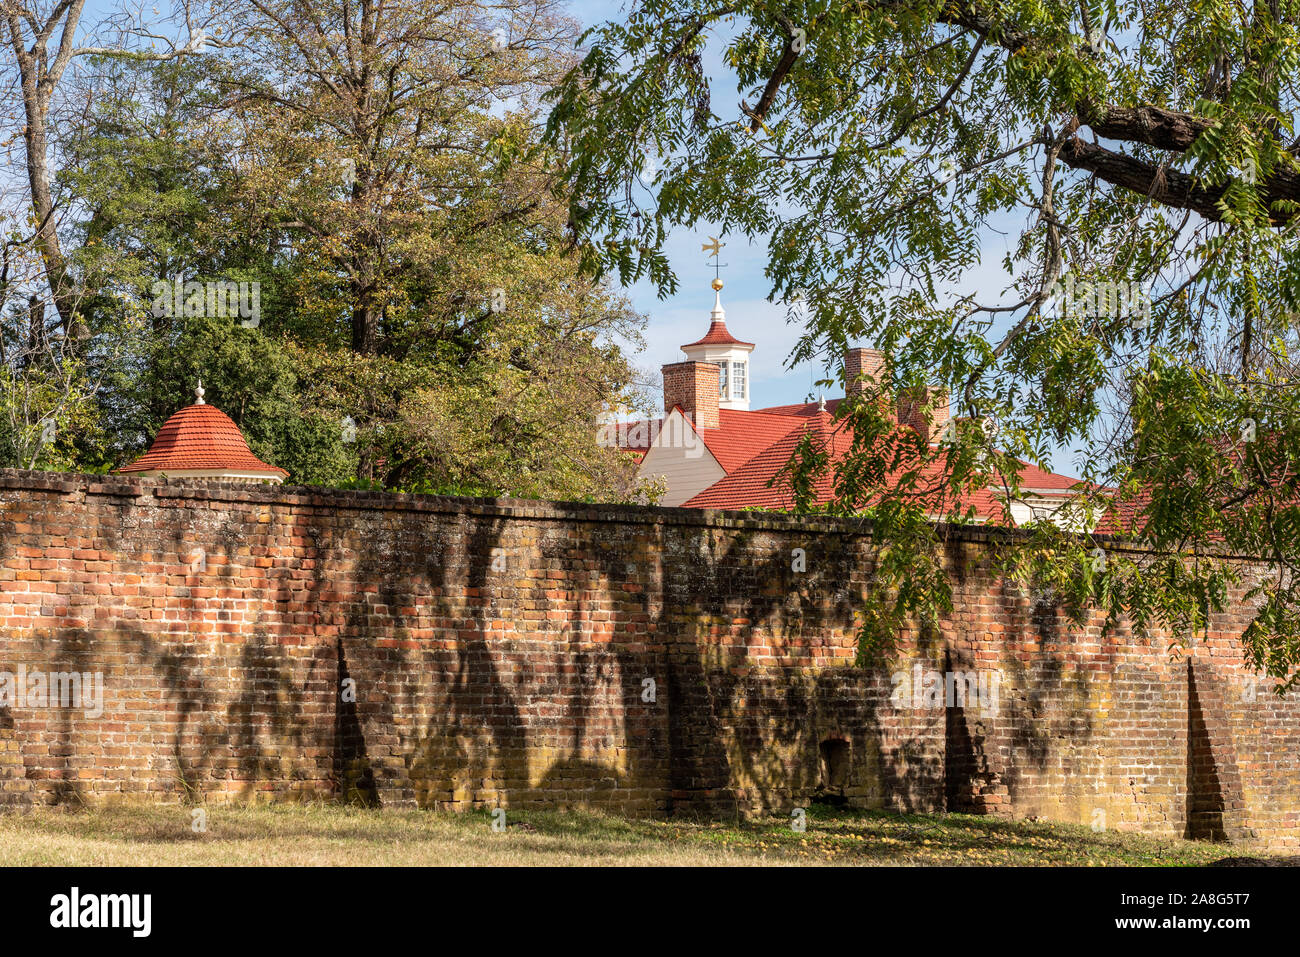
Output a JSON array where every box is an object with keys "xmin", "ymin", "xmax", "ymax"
[
  {"xmin": 1057, "ymin": 134, "xmax": 1300, "ymax": 224},
  {"xmin": 744, "ymin": 15, "xmax": 808, "ymax": 133}
]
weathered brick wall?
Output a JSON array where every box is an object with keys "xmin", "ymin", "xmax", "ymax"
[
  {"xmin": 0, "ymin": 470, "xmax": 1295, "ymax": 847},
  {"xmin": 908, "ymin": 539, "xmax": 1300, "ymax": 848}
]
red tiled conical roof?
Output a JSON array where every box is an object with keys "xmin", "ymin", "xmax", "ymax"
[
  {"xmin": 116, "ymin": 401, "xmax": 287, "ymax": 479},
  {"xmin": 681, "ymin": 318, "xmax": 755, "ymax": 349}
]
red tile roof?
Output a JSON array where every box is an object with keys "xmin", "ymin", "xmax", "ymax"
[
  {"xmin": 681, "ymin": 319, "xmax": 755, "ymax": 349},
  {"xmin": 684, "ymin": 411, "xmax": 847, "ymax": 509},
  {"xmin": 613, "ymin": 407, "xmax": 815, "ymax": 471},
  {"xmin": 626, "ymin": 390, "xmax": 1083, "ymax": 516},
  {"xmin": 1092, "ymin": 496, "xmax": 1143, "ymax": 536},
  {"xmin": 682, "ymin": 411, "xmax": 1011, "ymax": 519},
  {"xmin": 116, "ymin": 402, "xmax": 287, "ymax": 478},
  {"xmin": 695, "ymin": 409, "xmax": 812, "ymax": 471},
  {"xmin": 1015, "ymin": 460, "xmax": 1085, "ymax": 491},
  {"xmin": 755, "ymin": 398, "xmax": 845, "ymax": 417}
]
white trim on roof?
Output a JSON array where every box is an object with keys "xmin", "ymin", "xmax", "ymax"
[{"xmin": 123, "ymin": 467, "xmax": 285, "ymax": 484}]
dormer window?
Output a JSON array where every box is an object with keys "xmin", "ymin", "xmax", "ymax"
[{"xmin": 731, "ymin": 361, "xmax": 746, "ymax": 400}]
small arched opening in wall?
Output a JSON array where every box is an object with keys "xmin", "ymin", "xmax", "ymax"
[{"xmin": 816, "ymin": 737, "xmax": 850, "ymax": 805}]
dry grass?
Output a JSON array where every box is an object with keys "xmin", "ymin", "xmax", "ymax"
[{"xmin": 0, "ymin": 802, "xmax": 1274, "ymax": 866}]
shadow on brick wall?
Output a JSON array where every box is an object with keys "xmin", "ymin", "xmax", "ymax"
[{"xmin": 1185, "ymin": 658, "xmax": 1250, "ymax": 842}]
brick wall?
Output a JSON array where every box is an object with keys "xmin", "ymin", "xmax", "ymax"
[
  {"xmin": 661, "ymin": 361, "xmax": 720, "ymax": 430},
  {"xmin": 844, "ymin": 347, "xmax": 885, "ymax": 396},
  {"xmin": 0, "ymin": 470, "xmax": 1296, "ymax": 847},
  {"xmin": 896, "ymin": 388, "xmax": 951, "ymax": 444}
]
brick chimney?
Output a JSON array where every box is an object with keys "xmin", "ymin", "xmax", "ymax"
[
  {"xmin": 844, "ymin": 347, "xmax": 886, "ymax": 396},
  {"xmin": 897, "ymin": 387, "xmax": 950, "ymax": 444},
  {"xmin": 662, "ymin": 360, "xmax": 720, "ymax": 430}
]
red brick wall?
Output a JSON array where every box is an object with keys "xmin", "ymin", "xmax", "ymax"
[
  {"xmin": 0, "ymin": 470, "xmax": 1295, "ymax": 847},
  {"xmin": 896, "ymin": 387, "xmax": 951, "ymax": 444},
  {"xmin": 661, "ymin": 361, "xmax": 720, "ymax": 430},
  {"xmin": 844, "ymin": 347, "xmax": 885, "ymax": 395}
]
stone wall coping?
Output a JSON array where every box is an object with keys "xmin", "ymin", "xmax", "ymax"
[{"xmin": 0, "ymin": 467, "xmax": 1259, "ymax": 559}]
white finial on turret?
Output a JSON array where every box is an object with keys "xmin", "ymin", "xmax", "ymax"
[{"xmin": 195, "ymin": 379, "xmax": 206, "ymax": 405}]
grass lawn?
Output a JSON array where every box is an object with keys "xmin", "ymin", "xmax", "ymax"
[{"xmin": 0, "ymin": 802, "xmax": 1276, "ymax": 866}]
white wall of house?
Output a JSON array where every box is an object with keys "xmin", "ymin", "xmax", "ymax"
[
  {"xmin": 1005, "ymin": 493, "xmax": 1099, "ymax": 532},
  {"xmin": 637, "ymin": 408, "xmax": 726, "ymax": 506}
]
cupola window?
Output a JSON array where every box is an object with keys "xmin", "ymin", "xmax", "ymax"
[{"xmin": 731, "ymin": 361, "xmax": 746, "ymax": 400}]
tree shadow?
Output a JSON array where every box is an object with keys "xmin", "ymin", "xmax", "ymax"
[{"xmin": 0, "ymin": 475, "xmax": 1285, "ymax": 848}]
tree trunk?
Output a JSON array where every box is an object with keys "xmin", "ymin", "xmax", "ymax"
[
  {"xmin": 5, "ymin": 2, "xmax": 88, "ymax": 337},
  {"xmin": 351, "ymin": 298, "xmax": 380, "ymax": 354},
  {"xmin": 24, "ymin": 295, "xmax": 45, "ymax": 367},
  {"xmin": 21, "ymin": 113, "xmax": 75, "ymax": 334}
]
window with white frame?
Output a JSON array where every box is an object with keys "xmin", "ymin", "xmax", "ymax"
[
  {"xmin": 731, "ymin": 361, "xmax": 746, "ymax": 399},
  {"xmin": 717, "ymin": 361, "xmax": 728, "ymax": 397}
]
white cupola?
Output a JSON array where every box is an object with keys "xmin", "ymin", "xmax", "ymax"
[{"xmin": 679, "ymin": 278, "xmax": 755, "ymax": 411}]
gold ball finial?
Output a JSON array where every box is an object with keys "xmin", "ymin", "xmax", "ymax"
[{"xmin": 711, "ymin": 277, "xmax": 724, "ymax": 291}]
